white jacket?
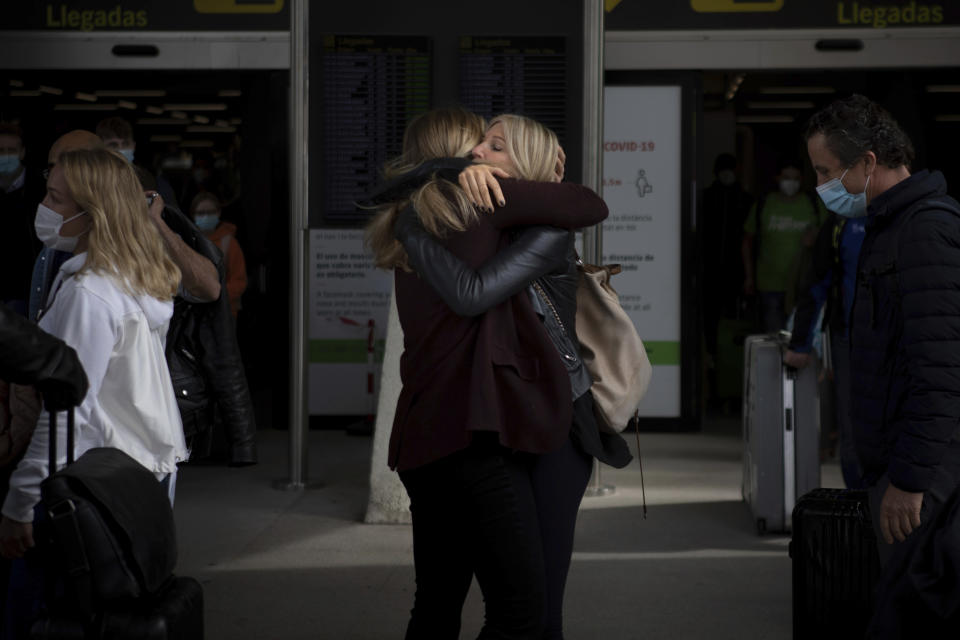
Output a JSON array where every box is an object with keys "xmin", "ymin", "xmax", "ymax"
[{"xmin": 2, "ymin": 253, "xmax": 187, "ymax": 523}]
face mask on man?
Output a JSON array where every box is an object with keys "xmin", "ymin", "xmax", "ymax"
[
  {"xmin": 717, "ymin": 170, "xmax": 736, "ymax": 186},
  {"xmin": 35, "ymin": 203, "xmax": 88, "ymax": 252},
  {"xmin": 779, "ymin": 178, "xmax": 801, "ymax": 197},
  {"xmin": 0, "ymin": 154, "xmax": 20, "ymax": 175},
  {"xmin": 118, "ymin": 148, "xmax": 135, "ymax": 163},
  {"xmin": 816, "ymin": 168, "xmax": 870, "ymax": 218}
]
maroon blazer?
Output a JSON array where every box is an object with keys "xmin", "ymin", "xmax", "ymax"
[{"xmin": 388, "ymin": 179, "xmax": 608, "ymax": 471}]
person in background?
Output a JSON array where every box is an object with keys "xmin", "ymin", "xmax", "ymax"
[
  {"xmin": 0, "ymin": 124, "xmax": 44, "ymax": 317},
  {"xmin": 96, "ymin": 116, "xmax": 179, "ymax": 209},
  {"xmin": 742, "ymin": 161, "xmax": 827, "ymax": 332},
  {"xmin": 785, "ymin": 206, "xmax": 867, "ymax": 489},
  {"xmin": 700, "ymin": 153, "xmax": 753, "ymax": 405},
  {"xmin": 190, "ymin": 192, "xmax": 247, "ymax": 317}
]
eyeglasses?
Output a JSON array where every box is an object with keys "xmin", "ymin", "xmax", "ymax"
[{"xmin": 193, "ymin": 209, "xmax": 219, "ymax": 216}]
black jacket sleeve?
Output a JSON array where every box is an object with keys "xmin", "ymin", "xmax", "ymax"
[
  {"xmin": 0, "ymin": 304, "xmax": 88, "ymax": 411},
  {"xmin": 395, "ymin": 205, "xmax": 569, "ymax": 317}
]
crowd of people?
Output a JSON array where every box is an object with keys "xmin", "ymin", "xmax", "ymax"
[
  {"xmin": 0, "ymin": 118, "xmax": 256, "ymax": 635},
  {"xmin": 0, "ymin": 92, "xmax": 958, "ymax": 637}
]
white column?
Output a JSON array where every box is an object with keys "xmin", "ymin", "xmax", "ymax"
[{"xmin": 364, "ymin": 288, "xmax": 411, "ymax": 523}]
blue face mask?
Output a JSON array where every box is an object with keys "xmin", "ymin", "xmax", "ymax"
[
  {"xmin": 816, "ymin": 168, "xmax": 870, "ymax": 218},
  {"xmin": 194, "ymin": 214, "xmax": 219, "ymax": 232},
  {"xmin": 118, "ymin": 148, "xmax": 135, "ymax": 163},
  {"xmin": 0, "ymin": 154, "xmax": 20, "ymax": 175}
]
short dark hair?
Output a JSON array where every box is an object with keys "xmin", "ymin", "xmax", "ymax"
[
  {"xmin": 190, "ymin": 191, "xmax": 220, "ymax": 215},
  {"xmin": 805, "ymin": 94, "xmax": 914, "ymax": 169},
  {"xmin": 0, "ymin": 123, "xmax": 23, "ymax": 146},
  {"xmin": 95, "ymin": 116, "xmax": 133, "ymax": 142},
  {"xmin": 713, "ymin": 153, "xmax": 737, "ymax": 174}
]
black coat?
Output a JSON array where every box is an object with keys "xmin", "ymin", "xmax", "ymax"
[
  {"xmin": 850, "ymin": 170, "xmax": 960, "ymax": 492},
  {"xmin": 161, "ymin": 206, "xmax": 257, "ymax": 466},
  {"xmin": 0, "ymin": 174, "xmax": 44, "ymax": 303},
  {"xmin": 0, "ymin": 303, "xmax": 87, "ymax": 411}
]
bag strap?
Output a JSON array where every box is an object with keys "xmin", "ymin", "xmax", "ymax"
[{"xmin": 633, "ymin": 409, "xmax": 647, "ymax": 519}]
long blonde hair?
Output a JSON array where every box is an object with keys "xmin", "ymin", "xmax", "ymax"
[
  {"xmin": 60, "ymin": 148, "xmax": 180, "ymax": 300},
  {"xmin": 488, "ymin": 114, "xmax": 559, "ymax": 182},
  {"xmin": 366, "ymin": 107, "xmax": 485, "ymax": 270}
]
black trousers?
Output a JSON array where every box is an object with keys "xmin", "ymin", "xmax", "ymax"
[
  {"xmin": 399, "ymin": 433, "xmax": 592, "ymax": 640},
  {"xmin": 529, "ymin": 435, "xmax": 593, "ymax": 639}
]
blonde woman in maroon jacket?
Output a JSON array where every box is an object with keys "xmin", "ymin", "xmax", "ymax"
[{"xmin": 367, "ymin": 108, "xmax": 607, "ymax": 639}]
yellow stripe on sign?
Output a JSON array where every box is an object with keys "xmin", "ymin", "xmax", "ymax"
[
  {"xmin": 691, "ymin": 0, "xmax": 784, "ymax": 12},
  {"xmin": 194, "ymin": 0, "xmax": 284, "ymax": 14},
  {"xmin": 605, "ymin": 0, "xmax": 624, "ymax": 11}
]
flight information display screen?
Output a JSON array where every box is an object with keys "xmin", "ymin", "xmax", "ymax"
[
  {"xmin": 319, "ymin": 35, "xmax": 431, "ymax": 224},
  {"xmin": 459, "ymin": 36, "xmax": 567, "ymax": 146}
]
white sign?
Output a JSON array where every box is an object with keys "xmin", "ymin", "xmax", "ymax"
[
  {"xmin": 603, "ymin": 85, "xmax": 683, "ymax": 418},
  {"xmin": 308, "ymin": 229, "xmax": 393, "ymax": 415}
]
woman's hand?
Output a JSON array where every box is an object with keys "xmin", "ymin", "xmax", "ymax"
[
  {"xmin": 458, "ymin": 165, "xmax": 510, "ymax": 212},
  {"xmin": 0, "ymin": 516, "xmax": 33, "ymax": 559},
  {"xmin": 554, "ymin": 146, "xmax": 566, "ymax": 183}
]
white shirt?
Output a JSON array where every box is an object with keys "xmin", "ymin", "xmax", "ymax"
[{"xmin": 2, "ymin": 254, "xmax": 187, "ymax": 523}]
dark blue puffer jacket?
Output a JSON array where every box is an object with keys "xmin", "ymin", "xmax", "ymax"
[{"xmin": 850, "ymin": 170, "xmax": 960, "ymax": 493}]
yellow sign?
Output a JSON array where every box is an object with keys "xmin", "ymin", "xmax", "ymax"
[
  {"xmin": 194, "ymin": 0, "xmax": 284, "ymax": 14},
  {"xmin": 691, "ymin": 0, "xmax": 784, "ymax": 12},
  {"xmin": 605, "ymin": 0, "xmax": 624, "ymax": 11}
]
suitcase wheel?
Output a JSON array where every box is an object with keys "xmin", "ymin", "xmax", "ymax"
[{"xmin": 756, "ymin": 518, "xmax": 767, "ymax": 535}]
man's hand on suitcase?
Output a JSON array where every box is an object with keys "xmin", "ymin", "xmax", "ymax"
[
  {"xmin": 879, "ymin": 484, "xmax": 924, "ymax": 544},
  {"xmin": 783, "ymin": 350, "xmax": 812, "ymax": 369},
  {"xmin": 0, "ymin": 516, "xmax": 34, "ymax": 559}
]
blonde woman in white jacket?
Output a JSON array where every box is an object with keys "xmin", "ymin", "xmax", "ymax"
[{"xmin": 0, "ymin": 147, "xmax": 187, "ymax": 566}]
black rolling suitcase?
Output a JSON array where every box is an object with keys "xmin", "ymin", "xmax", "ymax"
[
  {"xmin": 790, "ymin": 488, "xmax": 881, "ymax": 638},
  {"xmin": 32, "ymin": 575, "xmax": 204, "ymax": 640},
  {"xmin": 30, "ymin": 409, "xmax": 204, "ymax": 639}
]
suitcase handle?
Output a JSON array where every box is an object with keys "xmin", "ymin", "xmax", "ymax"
[{"xmin": 48, "ymin": 408, "xmax": 75, "ymax": 475}]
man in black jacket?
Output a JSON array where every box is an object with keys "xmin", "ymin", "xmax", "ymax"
[{"xmin": 806, "ymin": 95, "xmax": 960, "ymax": 627}]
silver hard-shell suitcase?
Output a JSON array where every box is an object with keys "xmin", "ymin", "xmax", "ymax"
[{"xmin": 742, "ymin": 334, "xmax": 820, "ymax": 533}]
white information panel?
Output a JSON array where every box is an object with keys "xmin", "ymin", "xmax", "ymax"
[
  {"xmin": 603, "ymin": 85, "xmax": 683, "ymax": 418},
  {"xmin": 308, "ymin": 229, "xmax": 393, "ymax": 415}
]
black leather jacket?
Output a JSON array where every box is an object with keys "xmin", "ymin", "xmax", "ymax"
[
  {"xmin": 161, "ymin": 206, "xmax": 257, "ymax": 466},
  {"xmin": 0, "ymin": 303, "xmax": 88, "ymax": 411}
]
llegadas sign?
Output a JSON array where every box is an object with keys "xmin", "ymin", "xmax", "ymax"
[
  {"xmin": 606, "ymin": 0, "xmax": 954, "ymax": 30},
  {"xmin": 6, "ymin": 1, "xmax": 289, "ymax": 31}
]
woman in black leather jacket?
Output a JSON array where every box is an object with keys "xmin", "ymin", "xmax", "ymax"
[{"xmin": 394, "ymin": 114, "xmax": 631, "ymax": 640}]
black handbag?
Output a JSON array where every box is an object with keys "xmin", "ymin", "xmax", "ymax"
[{"xmin": 36, "ymin": 409, "xmax": 178, "ymax": 618}]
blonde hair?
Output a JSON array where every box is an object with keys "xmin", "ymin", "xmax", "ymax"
[
  {"xmin": 366, "ymin": 107, "xmax": 485, "ymax": 270},
  {"xmin": 488, "ymin": 114, "xmax": 559, "ymax": 182},
  {"xmin": 60, "ymin": 148, "xmax": 180, "ymax": 300}
]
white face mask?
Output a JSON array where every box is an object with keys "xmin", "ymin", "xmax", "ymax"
[
  {"xmin": 717, "ymin": 170, "xmax": 736, "ymax": 186},
  {"xmin": 779, "ymin": 178, "xmax": 801, "ymax": 197},
  {"xmin": 35, "ymin": 203, "xmax": 87, "ymax": 252}
]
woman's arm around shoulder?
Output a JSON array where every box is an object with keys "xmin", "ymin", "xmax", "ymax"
[{"xmin": 490, "ymin": 179, "xmax": 608, "ymax": 230}]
